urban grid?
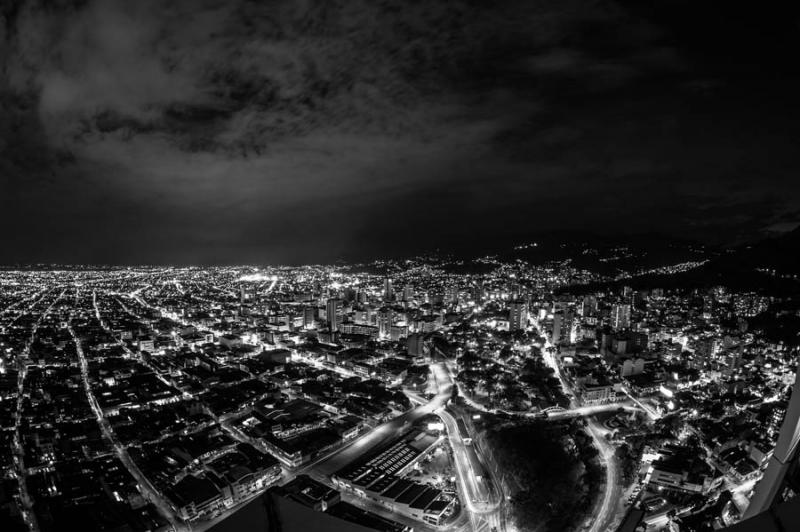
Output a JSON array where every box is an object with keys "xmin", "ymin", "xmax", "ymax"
[{"xmin": 2, "ymin": 231, "xmax": 800, "ymax": 532}]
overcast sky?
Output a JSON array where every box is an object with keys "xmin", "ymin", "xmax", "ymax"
[{"xmin": 2, "ymin": 0, "xmax": 800, "ymax": 265}]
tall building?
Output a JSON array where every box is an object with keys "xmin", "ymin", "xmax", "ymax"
[
  {"xmin": 240, "ymin": 284, "xmax": 255, "ymax": 304},
  {"xmin": 402, "ymin": 285, "xmax": 414, "ymax": 302},
  {"xmin": 326, "ymin": 298, "xmax": 343, "ymax": 332},
  {"xmin": 471, "ymin": 281, "xmax": 484, "ymax": 304},
  {"xmin": 356, "ymin": 289, "xmax": 368, "ymax": 304},
  {"xmin": 552, "ymin": 311, "xmax": 563, "ymax": 345},
  {"xmin": 611, "ymin": 303, "xmax": 631, "ymax": 330},
  {"xmin": 378, "ymin": 308, "xmax": 393, "ymax": 338},
  {"xmin": 581, "ymin": 295, "xmax": 598, "ymax": 317},
  {"xmin": 383, "ymin": 278, "xmax": 393, "ymax": 302},
  {"xmin": 407, "ymin": 333, "xmax": 426, "ymax": 357},
  {"xmin": 508, "ymin": 300, "xmax": 528, "ymax": 331},
  {"xmin": 564, "ymin": 309, "xmax": 576, "ymax": 344},
  {"xmin": 302, "ymin": 306, "xmax": 316, "ymax": 329}
]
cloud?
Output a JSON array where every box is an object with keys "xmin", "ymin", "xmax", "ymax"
[
  {"xmin": 7, "ymin": 0, "xmax": 671, "ymax": 153},
  {"xmin": 2, "ymin": 0, "xmax": 800, "ymax": 263}
]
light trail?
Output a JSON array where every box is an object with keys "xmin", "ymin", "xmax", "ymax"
[{"xmin": 534, "ymin": 322, "xmax": 623, "ymax": 532}]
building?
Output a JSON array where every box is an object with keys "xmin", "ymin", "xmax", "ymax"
[
  {"xmin": 383, "ymin": 278, "xmax": 393, "ymax": 302},
  {"xmin": 389, "ymin": 325, "xmax": 408, "ymax": 341},
  {"xmin": 611, "ymin": 303, "xmax": 631, "ymax": 330},
  {"xmin": 303, "ymin": 306, "xmax": 317, "ymax": 329},
  {"xmin": 620, "ymin": 358, "xmax": 645, "ymax": 377},
  {"xmin": 581, "ymin": 295, "xmax": 598, "ymax": 317},
  {"xmin": 402, "ymin": 285, "xmax": 414, "ymax": 302},
  {"xmin": 645, "ymin": 448, "xmax": 719, "ymax": 495},
  {"xmin": 219, "ymin": 334, "xmax": 243, "ymax": 349},
  {"xmin": 552, "ymin": 312, "xmax": 563, "ymax": 345},
  {"xmin": 579, "ymin": 382, "xmax": 615, "ymax": 405},
  {"xmin": 169, "ymin": 474, "xmax": 225, "ymax": 521},
  {"xmin": 378, "ymin": 308, "xmax": 393, "ymax": 339},
  {"xmin": 407, "ymin": 334, "xmax": 426, "ymax": 358},
  {"xmin": 278, "ymin": 475, "xmax": 341, "ymax": 511},
  {"xmin": 552, "ymin": 310, "xmax": 575, "ymax": 345},
  {"xmin": 508, "ymin": 300, "xmax": 528, "ymax": 331},
  {"xmin": 471, "ymin": 281, "xmax": 484, "ymax": 304},
  {"xmin": 327, "ymin": 298, "xmax": 343, "ymax": 332},
  {"xmin": 331, "ymin": 430, "xmax": 453, "ymax": 526}
]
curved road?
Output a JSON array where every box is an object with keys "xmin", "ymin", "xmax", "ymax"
[{"xmin": 539, "ymin": 333, "xmax": 622, "ymax": 532}]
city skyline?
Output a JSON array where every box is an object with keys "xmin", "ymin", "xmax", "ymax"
[{"xmin": 3, "ymin": 2, "xmax": 800, "ymax": 532}]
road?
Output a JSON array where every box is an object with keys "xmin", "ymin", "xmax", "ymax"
[
  {"xmin": 406, "ymin": 365, "xmax": 506, "ymax": 532},
  {"xmin": 452, "ymin": 379, "xmax": 643, "ymax": 420},
  {"xmin": 536, "ymin": 327, "xmax": 623, "ymax": 532},
  {"xmin": 438, "ymin": 408, "xmax": 503, "ymax": 532},
  {"xmin": 619, "ymin": 387, "xmax": 661, "ymax": 421},
  {"xmin": 584, "ymin": 418, "xmax": 622, "ymax": 532}
]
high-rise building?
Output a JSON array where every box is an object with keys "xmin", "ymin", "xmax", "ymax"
[
  {"xmin": 564, "ymin": 309, "xmax": 576, "ymax": 344},
  {"xmin": 471, "ymin": 281, "xmax": 484, "ymax": 304},
  {"xmin": 552, "ymin": 311, "xmax": 563, "ymax": 345},
  {"xmin": 407, "ymin": 333, "xmax": 426, "ymax": 357},
  {"xmin": 383, "ymin": 278, "xmax": 393, "ymax": 302},
  {"xmin": 326, "ymin": 298, "xmax": 343, "ymax": 332},
  {"xmin": 611, "ymin": 303, "xmax": 631, "ymax": 330},
  {"xmin": 378, "ymin": 307, "xmax": 393, "ymax": 338},
  {"xmin": 402, "ymin": 285, "xmax": 414, "ymax": 302},
  {"xmin": 508, "ymin": 300, "xmax": 528, "ymax": 331},
  {"xmin": 302, "ymin": 306, "xmax": 316, "ymax": 329},
  {"xmin": 581, "ymin": 295, "xmax": 598, "ymax": 317}
]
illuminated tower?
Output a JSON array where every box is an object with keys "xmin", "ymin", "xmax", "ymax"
[
  {"xmin": 383, "ymin": 278, "xmax": 393, "ymax": 302},
  {"xmin": 326, "ymin": 298, "xmax": 343, "ymax": 332},
  {"xmin": 378, "ymin": 307, "xmax": 393, "ymax": 338},
  {"xmin": 508, "ymin": 300, "xmax": 528, "ymax": 331},
  {"xmin": 611, "ymin": 303, "xmax": 631, "ymax": 330}
]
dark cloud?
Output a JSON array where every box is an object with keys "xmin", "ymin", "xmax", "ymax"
[{"xmin": 1, "ymin": 0, "xmax": 799, "ymax": 264}]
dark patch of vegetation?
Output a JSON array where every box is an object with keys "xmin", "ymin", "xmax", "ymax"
[{"xmin": 482, "ymin": 418, "xmax": 603, "ymax": 532}]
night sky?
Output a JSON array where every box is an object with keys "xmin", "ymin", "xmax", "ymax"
[{"xmin": 2, "ymin": 0, "xmax": 800, "ymax": 265}]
